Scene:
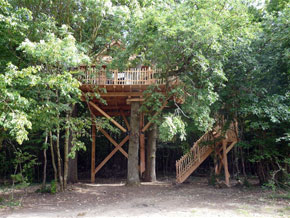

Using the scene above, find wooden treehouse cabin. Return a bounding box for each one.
[79,66,168,183]
[78,66,239,186]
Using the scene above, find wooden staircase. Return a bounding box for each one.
[176,122,238,183]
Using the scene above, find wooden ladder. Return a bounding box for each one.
[176,122,238,183]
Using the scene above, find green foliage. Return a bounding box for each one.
[122,0,254,131]
[159,114,186,142]
[267,0,289,14]
[0,64,40,144]
[11,148,38,185]
[218,2,290,186]
[0,0,32,69]
[0,0,289,189]
[50,180,57,194]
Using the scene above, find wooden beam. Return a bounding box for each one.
[126,98,144,104]
[93,111,130,117]
[91,118,96,183]
[84,92,144,98]
[99,128,128,158]
[93,105,131,110]
[222,140,230,187]
[89,101,127,133]
[226,141,237,154]
[121,110,130,131]
[94,135,129,174]
[142,100,168,132]
[100,92,143,97]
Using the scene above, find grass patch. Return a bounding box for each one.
[270,193,290,200]
[0,198,21,208]
[236,209,250,216]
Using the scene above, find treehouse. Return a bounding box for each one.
[78,65,238,186]
[79,66,169,183]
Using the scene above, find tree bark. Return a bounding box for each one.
[63,114,70,190]
[42,132,48,189]
[222,140,230,187]
[56,122,64,191]
[127,102,140,186]
[145,123,157,182]
[67,130,78,183]
[49,131,58,183]
[68,104,78,184]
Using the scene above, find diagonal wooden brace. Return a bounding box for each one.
[99,128,128,158]
[89,101,127,133]
[121,110,130,131]
[94,135,129,174]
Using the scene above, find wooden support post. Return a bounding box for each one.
[140,113,145,175]
[222,140,230,187]
[91,119,96,183]
[89,101,127,133]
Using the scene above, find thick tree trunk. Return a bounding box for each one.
[222,140,230,186]
[68,104,78,184]
[0,135,3,150]
[67,130,78,183]
[127,102,140,186]
[49,131,58,183]
[145,123,157,182]
[234,145,240,178]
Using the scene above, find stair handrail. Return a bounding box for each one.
[176,124,225,179]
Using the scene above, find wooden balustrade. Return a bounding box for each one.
[78,66,164,85]
[176,131,214,180]
[176,122,238,182]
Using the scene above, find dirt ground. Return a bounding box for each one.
[0,177,289,218]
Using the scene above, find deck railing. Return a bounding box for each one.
[78,66,164,85]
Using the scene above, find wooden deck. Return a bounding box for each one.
[78,67,167,116]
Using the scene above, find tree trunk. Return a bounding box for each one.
[49,131,58,183]
[56,123,64,191]
[222,140,230,187]
[63,114,70,190]
[68,105,78,184]
[127,102,140,186]
[0,135,3,150]
[145,123,157,182]
[67,129,78,183]
[42,132,48,189]
[234,145,240,179]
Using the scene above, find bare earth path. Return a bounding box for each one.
[1,177,289,218]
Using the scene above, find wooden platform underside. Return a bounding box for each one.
[81,84,166,116]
